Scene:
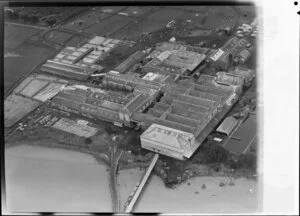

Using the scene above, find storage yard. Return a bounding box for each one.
[4,5,258,205]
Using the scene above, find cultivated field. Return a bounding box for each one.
[121,6,153,17]
[62,10,112,31]
[111,8,188,40]
[99,6,126,13]
[84,14,134,36]
[44,30,73,44]
[64,35,89,47]
[203,6,238,29]
[4,94,41,127]
[4,42,57,94]
[4,24,41,52]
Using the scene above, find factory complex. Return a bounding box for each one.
[5,35,255,160]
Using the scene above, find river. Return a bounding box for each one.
[4,145,259,213]
[5,145,112,212]
[224,113,257,154]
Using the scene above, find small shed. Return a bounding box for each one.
[216,116,238,135]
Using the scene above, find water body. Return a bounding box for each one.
[224,114,257,154]
[5,145,258,213]
[5,145,112,213]
[119,168,259,213]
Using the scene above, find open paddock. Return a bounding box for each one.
[64,35,89,47]
[99,6,126,14]
[62,10,113,31]
[202,6,238,29]
[120,6,153,17]
[145,8,186,24]
[5,94,41,128]
[83,14,134,36]
[4,23,41,52]
[4,42,57,94]
[45,30,73,44]
[111,20,165,41]
[168,6,208,12]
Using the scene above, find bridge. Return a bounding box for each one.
[123,153,159,213]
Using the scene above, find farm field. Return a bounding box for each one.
[62,10,112,31]
[99,6,127,13]
[44,30,73,44]
[121,6,153,17]
[4,42,57,94]
[168,6,208,12]
[111,8,189,40]
[4,94,41,127]
[145,8,186,23]
[202,6,238,29]
[4,24,41,52]
[64,35,89,47]
[83,14,134,36]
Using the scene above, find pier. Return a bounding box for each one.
[124,153,159,213]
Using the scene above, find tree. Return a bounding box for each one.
[46,17,56,26]
[19,11,29,22]
[206,143,229,163]
[6,10,19,20]
[28,14,39,23]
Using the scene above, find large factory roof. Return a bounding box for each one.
[140,123,201,160]
[42,60,97,77]
[141,123,195,151]
[144,42,206,75]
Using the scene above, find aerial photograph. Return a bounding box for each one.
[3,4,258,213]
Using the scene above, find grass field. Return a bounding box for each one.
[4,24,41,52]
[201,6,238,29]
[111,8,188,40]
[4,42,57,94]
[84,14,134,36]
[168,6,208,12]
[64,35,89,47]
[99,6,126,13]
[62,10,112,31]
[5,94,41,127]
[146,8,186,23]
[121,6,152,17]
[44,30,73,44]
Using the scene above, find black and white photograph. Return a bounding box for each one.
[1,0,299,214]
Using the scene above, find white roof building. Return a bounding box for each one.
[141,124,201,160]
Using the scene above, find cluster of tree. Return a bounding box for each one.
[5,9,57,26]
[199,142,230,163]
[5,10,39,23]
[225,154,257,170]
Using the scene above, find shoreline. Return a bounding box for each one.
[5,144,258,213]
[5,142,257,187]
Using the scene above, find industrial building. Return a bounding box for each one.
[228,66,255,84]
[41,36,133,81]
[141,124,200,160]
[50,73,160,127]
[142,72,175,84]
[143,42,207,76]
[215,72,245,87]
[103,71,164,93]
[207,37,250,70]
[138,75,242,160]
[216,116,239,135]
[114,50,147,73]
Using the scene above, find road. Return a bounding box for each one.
[5,21,48,30]
[109,140,123,212]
